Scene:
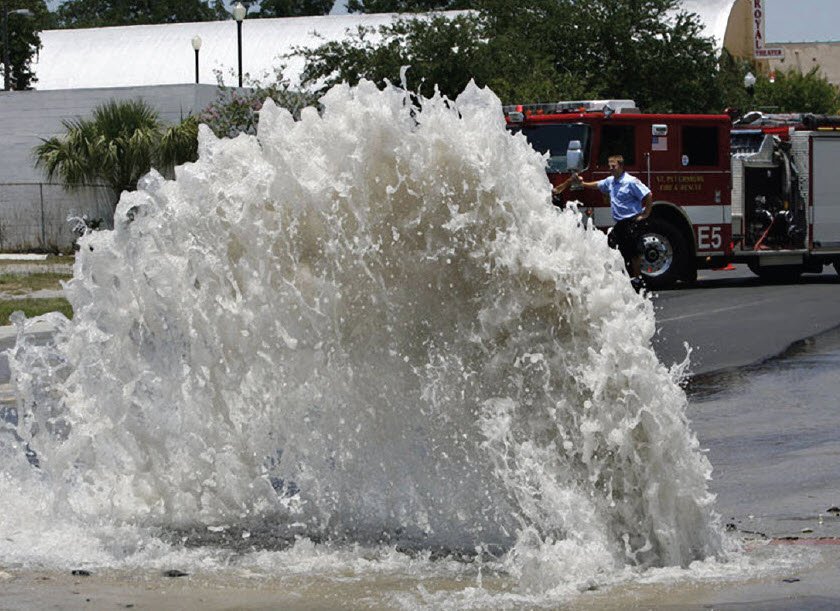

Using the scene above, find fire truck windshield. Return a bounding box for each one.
[513,123,591,173]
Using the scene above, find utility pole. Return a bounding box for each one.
[233,2,246,88]
[3,0,10,91]
[2,1,34,91]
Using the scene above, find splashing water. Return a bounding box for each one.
[1,80,724,597]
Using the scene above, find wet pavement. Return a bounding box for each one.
[653,264,840,375]
[688,327,840,541]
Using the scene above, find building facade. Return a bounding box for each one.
[0,84,220,251]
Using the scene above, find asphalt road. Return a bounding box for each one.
[652,264,840,376]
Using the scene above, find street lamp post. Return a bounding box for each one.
[232,2,246,88]
[3,1,34,91]
[2,0,8,91]
[743,71,756,106]
[192,35,202,84]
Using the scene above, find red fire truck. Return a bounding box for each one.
[506,100,840,289]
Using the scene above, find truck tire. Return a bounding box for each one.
[638,218,688,290]
[747,261,802,283]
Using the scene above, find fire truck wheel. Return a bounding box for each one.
[637,218,687,290]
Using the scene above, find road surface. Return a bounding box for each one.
[653,264,840,376]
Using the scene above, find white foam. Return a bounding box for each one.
[3,80,724,596]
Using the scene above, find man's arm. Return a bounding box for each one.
[635,193,653,220]
[551,175,576,195]
[573,172,601,189]
[553,173,604,194]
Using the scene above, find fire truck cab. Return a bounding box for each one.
[506,100,733,289]
[507,100,840,289]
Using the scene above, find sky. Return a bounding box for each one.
[764,0,840,42]
[327,1,840,42]
[41,1,840,43]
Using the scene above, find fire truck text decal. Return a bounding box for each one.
[696,225,724,250]
[655,175,705,193]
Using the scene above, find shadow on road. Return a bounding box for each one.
[659,269,840,292]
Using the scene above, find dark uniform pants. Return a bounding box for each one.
[608,218,644,265]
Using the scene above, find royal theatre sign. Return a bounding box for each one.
[752,0,784,59]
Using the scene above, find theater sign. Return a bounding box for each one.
[752,0,784,59]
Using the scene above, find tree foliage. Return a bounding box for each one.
[53,0,337,26]
[715,54,840,115]
[345,0,475,13]
[1,0,50,90]
[714,50,754,115]
[297,11,587,103]
[298,0,722,111]
[239,0,334,18]
[34,99,199,208]
[753,67,840,114]
[551,0,720,113]
[53,0,228,29]
[298,14,495,100]
[199,68,318,138]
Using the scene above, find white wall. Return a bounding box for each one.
[0,84,221,251]
[32,12,405,90]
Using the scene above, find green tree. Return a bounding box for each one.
[714,50,754,115]
[346,0,475,12]
[199,68,318,138]
[475,0,598,102]
[753,67,840,114]
[246,0,333,17]
[474,0,720,111]
[297,0,720,110]
[34,99,199,209]
[298,14,493,100]
[556,0,719,113]
[716,57,840,115]
[1,0,50,90]
[54,0,225,28]
[297,8,585,102]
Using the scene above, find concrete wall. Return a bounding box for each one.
[0,84,221,252]
[769,43,840,87]
[0,83,220,183]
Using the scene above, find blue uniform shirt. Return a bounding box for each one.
[597,172,651,221]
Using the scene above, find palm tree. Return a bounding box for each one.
[34,99,199,210]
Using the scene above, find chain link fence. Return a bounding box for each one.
[0,182,114,253]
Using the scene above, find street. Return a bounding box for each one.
[653,264,840,376]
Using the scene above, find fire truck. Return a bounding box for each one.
[505,100,840,289]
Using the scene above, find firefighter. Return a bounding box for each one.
[554,154,652,291]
